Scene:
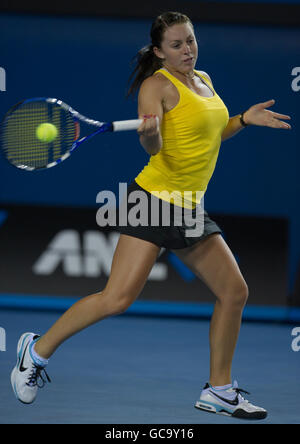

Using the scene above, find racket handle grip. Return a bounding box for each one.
[112,119,143,132]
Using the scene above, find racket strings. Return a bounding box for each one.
[0,100,77,169]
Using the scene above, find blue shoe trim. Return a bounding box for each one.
[17,333,32,368]
[29,336,48,368]
[197,399,234,415]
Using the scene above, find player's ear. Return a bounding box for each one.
[153,46,165,61]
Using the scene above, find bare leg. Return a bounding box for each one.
[35,235,160,359]
[173,234,248,386]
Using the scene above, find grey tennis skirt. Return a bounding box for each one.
[116,181,222,250]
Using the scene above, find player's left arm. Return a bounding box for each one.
[201,72,291,140]
[221,99,292,142]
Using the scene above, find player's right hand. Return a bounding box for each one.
[137,114,160,137]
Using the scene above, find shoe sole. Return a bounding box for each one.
[195,401,267,420]
[11,332,35,404]
[195,400,232,417]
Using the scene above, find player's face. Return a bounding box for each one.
[155,23,198,75]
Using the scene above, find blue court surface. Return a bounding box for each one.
[0,308,299,424]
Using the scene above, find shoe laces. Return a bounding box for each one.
[232,387,250,403]
[233,387,250,396]
[26,364,51,388]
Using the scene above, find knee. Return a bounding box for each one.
[221,279,249,309]
[101,288,136,316]
[113,294,134,315]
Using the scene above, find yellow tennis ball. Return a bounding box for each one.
[36,123,58,143]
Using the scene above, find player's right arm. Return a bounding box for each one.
[137,75,164,156]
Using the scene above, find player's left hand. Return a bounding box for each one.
[243,99,292,129]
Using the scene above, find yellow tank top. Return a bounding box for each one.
[135,68,229,209]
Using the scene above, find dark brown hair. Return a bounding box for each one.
[127,11,193,98]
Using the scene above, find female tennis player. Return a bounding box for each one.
[11,12,291,419]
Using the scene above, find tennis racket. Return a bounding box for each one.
[0,97,143,171]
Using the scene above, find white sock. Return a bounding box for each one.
[211,383,232,391]
[29,340,49,368]
[210,383,236,401]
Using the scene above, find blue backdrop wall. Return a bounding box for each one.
[0,13,299,293]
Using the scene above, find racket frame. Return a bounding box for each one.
[0,97,142,171]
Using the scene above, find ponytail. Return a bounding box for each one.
[127,44,162,98]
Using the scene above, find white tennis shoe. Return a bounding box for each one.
[195,380,267,420]
[11,332,51,404]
